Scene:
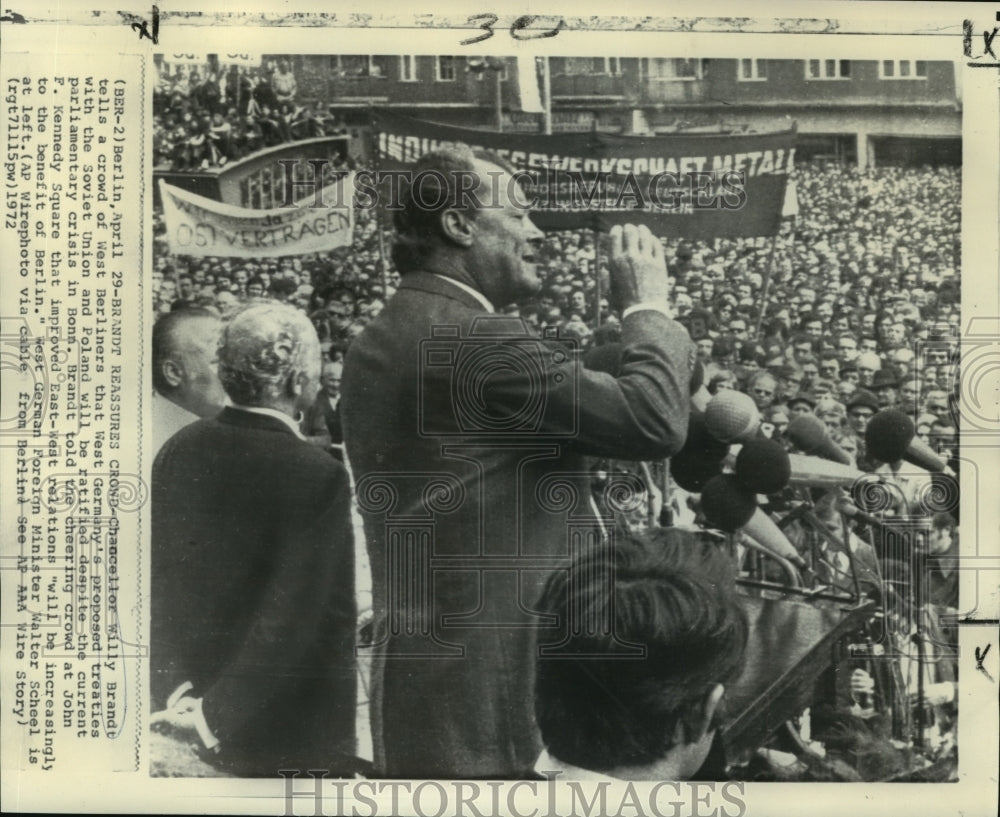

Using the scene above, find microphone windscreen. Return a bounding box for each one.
[735,438,792,494]
[787,413,852,465]
[865,409,914,463]
[684,411,730,458]
[700,474,757,532]
[670,450,724,492]
[704,390,761,443]
[669,412,728,492]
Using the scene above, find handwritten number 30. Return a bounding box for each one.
[461,14,564,46]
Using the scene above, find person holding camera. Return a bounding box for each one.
[340,144,695,779]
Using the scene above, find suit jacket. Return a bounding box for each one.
[302,391,343,444]
[340,272,693,778]
[151,407,357,776]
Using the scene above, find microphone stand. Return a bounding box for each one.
[912,631,927,750]
[773,490,863,604]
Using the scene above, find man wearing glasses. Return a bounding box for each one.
[748,371,778,412]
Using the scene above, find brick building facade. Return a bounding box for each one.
[277,54,961,169]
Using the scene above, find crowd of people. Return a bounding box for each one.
[150,145,961,781]
[153,58,346,170]
[153,159,962,472]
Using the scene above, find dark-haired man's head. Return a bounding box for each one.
[391,144,545,309]
[247,275,266,299]
[534,528,748,780]
[152,308,227,418]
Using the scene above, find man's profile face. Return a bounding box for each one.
[176,317,227,418]
[467,160,545,306]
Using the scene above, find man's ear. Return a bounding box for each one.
[287,370,305,400]
[695,684,726,742]
[161,359,185,389]
[441,208,476,248]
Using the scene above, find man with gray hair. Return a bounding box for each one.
[151,302,358,776]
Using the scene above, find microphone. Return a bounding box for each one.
[787,454,867,490]
[700,474,802,563]
[787,414,852,465]
[734,438,791,495]
[669,411,728,492]
[836,495,887,529]
[865,409,950,473]
[704,389,761,444]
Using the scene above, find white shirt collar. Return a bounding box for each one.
[230,404,306,440]
[431,273,494,313]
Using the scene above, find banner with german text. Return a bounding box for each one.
[373,111,796,239]
[158,175,354,258]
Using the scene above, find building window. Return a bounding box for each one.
[400,55,417,82]
[646,58,705,80]
[470,58,507,81]
[737,59,767,81]
[880,59,927,79]
[551,57,623,76]
[436,56,456,81]
[805,59,851,80]
[330,55,385,77]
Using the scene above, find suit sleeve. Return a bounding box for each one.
[571,310,694,459]
[199,460,356,745]
[440,310,693,461]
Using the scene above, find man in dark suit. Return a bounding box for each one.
[151,302,358,777]
[340,145,694,778]
[301,359,344,448]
